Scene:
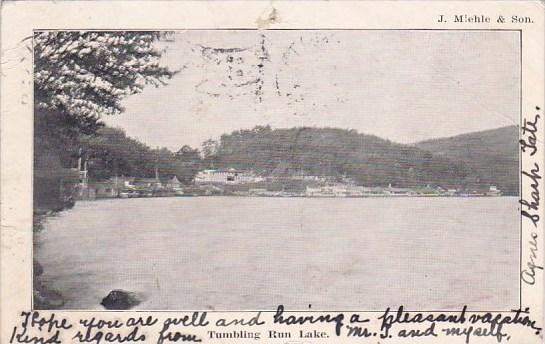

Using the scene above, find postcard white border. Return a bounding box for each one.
[1,1,543,343]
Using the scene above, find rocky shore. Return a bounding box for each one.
[33,259,65,309]
[33,212,66,309]
[34,211,143,310]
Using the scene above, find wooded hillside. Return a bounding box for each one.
[206,125,517,192]
[415,125,519,195]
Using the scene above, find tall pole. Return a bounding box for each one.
[77,147,82,172]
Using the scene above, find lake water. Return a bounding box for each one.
[34,196,519,311]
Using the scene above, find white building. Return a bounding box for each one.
[305,184,364,197]
[195,168,263,184]
[486,185,502,196]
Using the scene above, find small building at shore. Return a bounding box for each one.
[166,176,183,191]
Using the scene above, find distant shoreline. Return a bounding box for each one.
[76,194,517,201]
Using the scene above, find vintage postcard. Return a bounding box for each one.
[1,1,544,343]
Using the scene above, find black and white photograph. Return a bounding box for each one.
[32,29,521,311]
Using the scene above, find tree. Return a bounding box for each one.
[34,31,175,137]
[79,127,156,179]
[201,139,219,158]
[34,31,176,166]
[33,31,176,210]
[175,145,202,183]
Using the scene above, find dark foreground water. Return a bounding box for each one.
[34,196,519,310]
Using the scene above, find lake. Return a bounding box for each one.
[34,196,519,311]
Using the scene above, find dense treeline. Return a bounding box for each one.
[78,127,202,183]
[39,122,518,195]
[416,125,519,195]
[204,125,517,192]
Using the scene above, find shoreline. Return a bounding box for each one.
[79,193,516,201]
[33,259,65,309]
[33,214,66,310]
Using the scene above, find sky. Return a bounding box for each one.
[103,30,520,151]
